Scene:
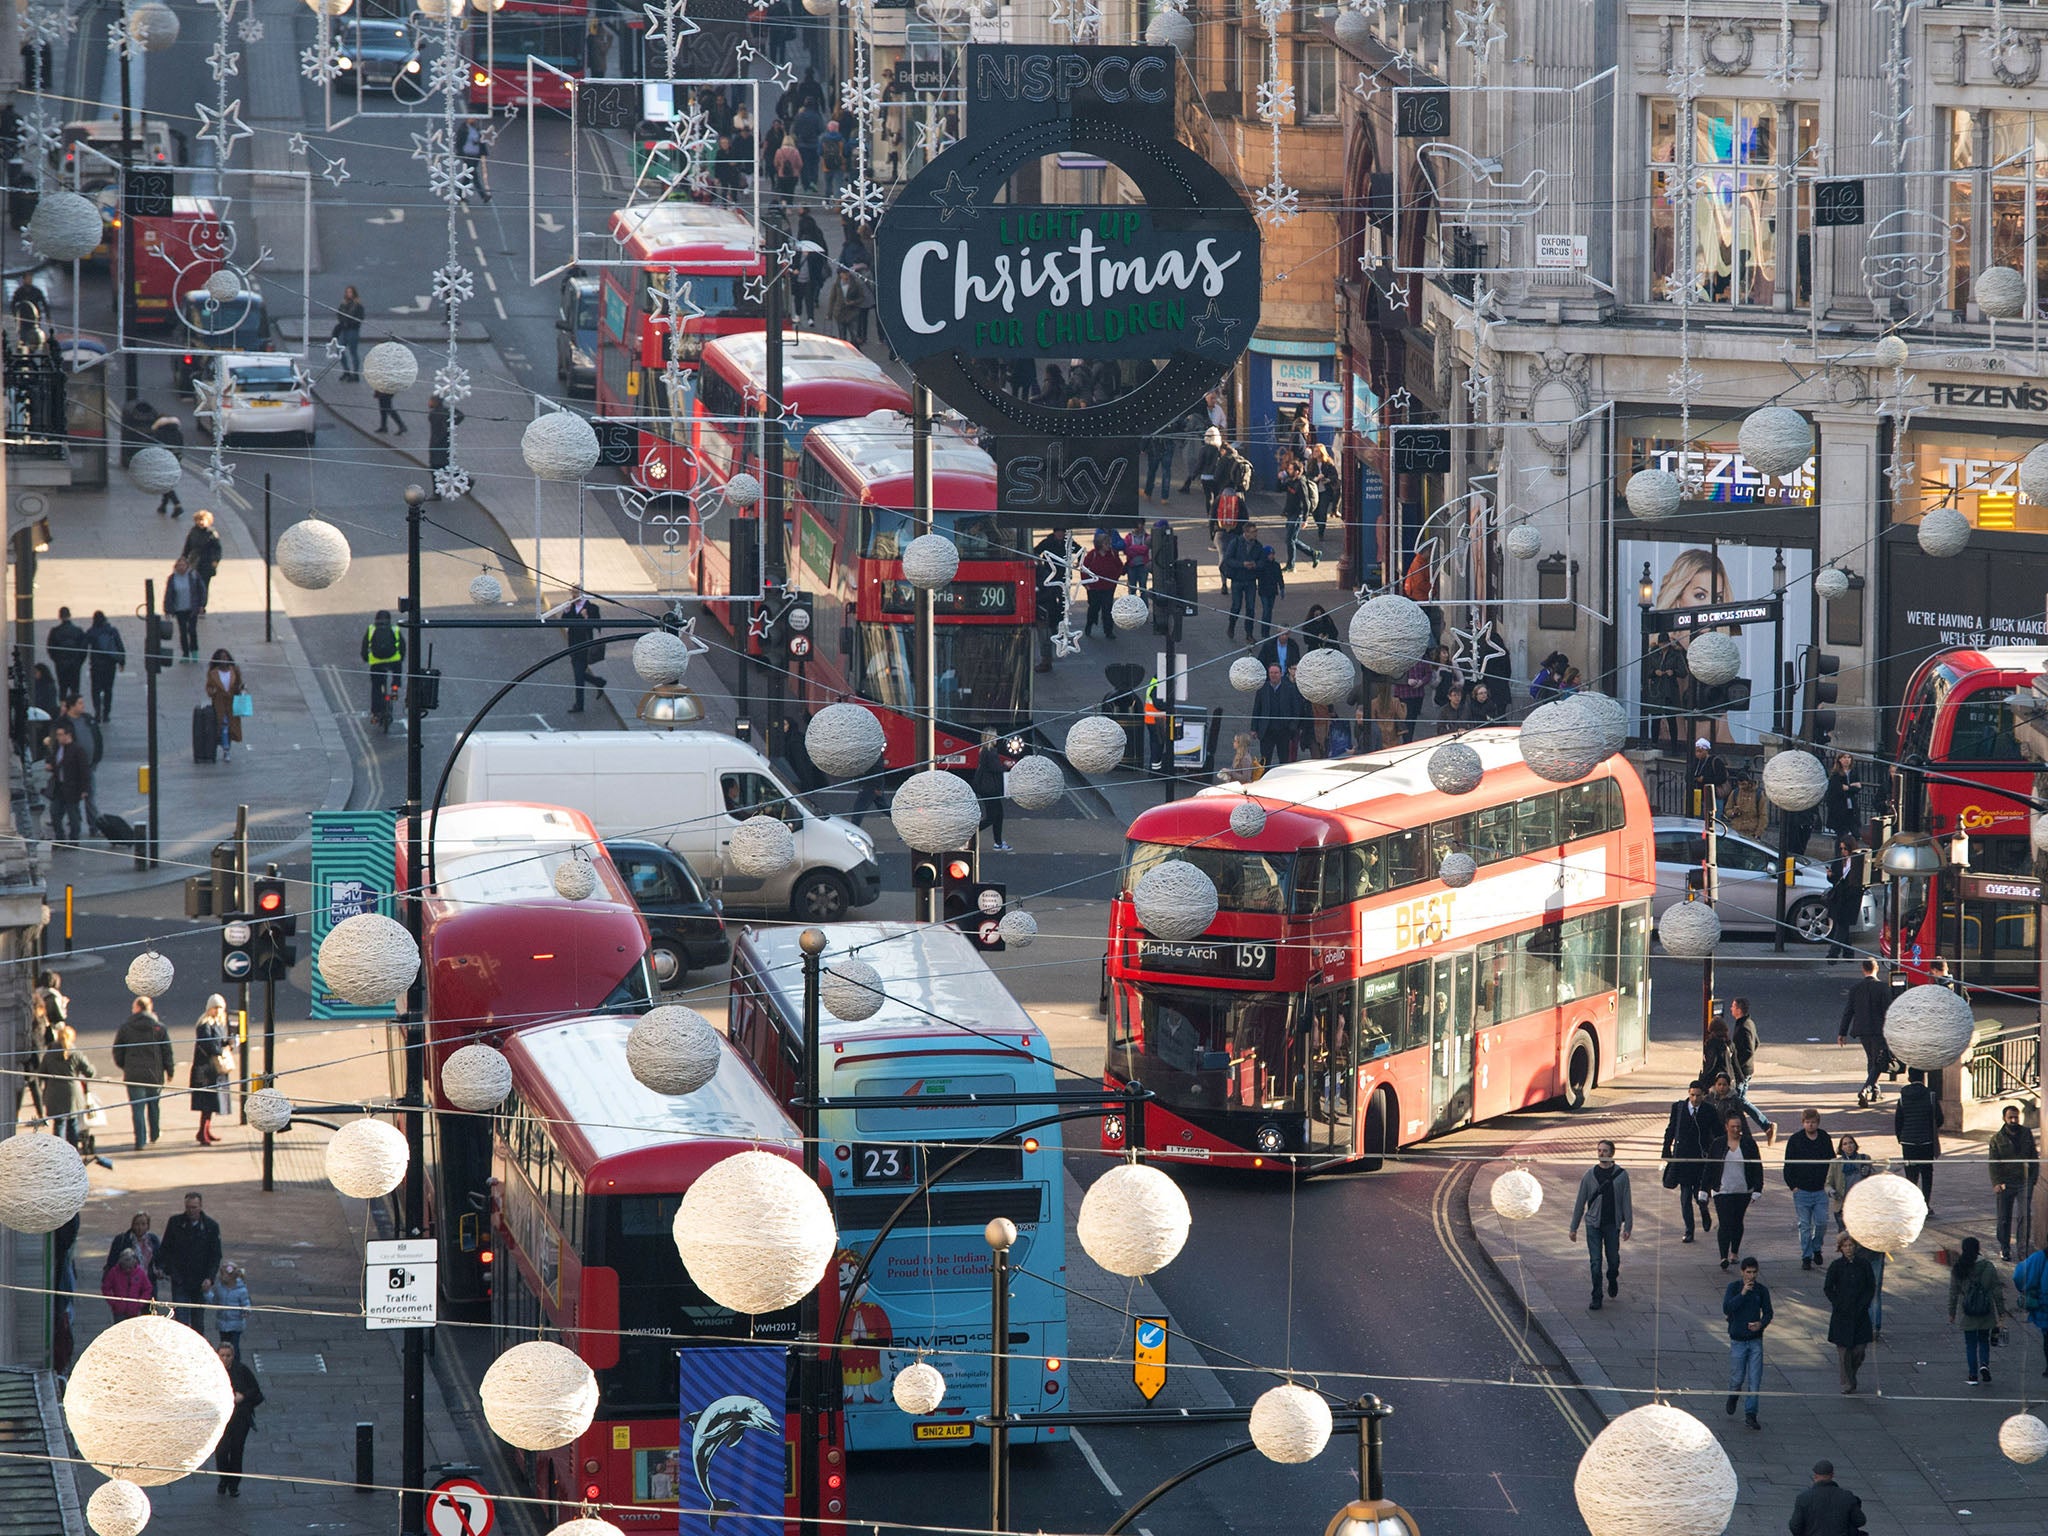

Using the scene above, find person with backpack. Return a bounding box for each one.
[1190,427,1225,538]
[819,116,847,199]
[1948,1235,2007,1384]
[1529,649,1571,704]
[1221,522,1260,640]
[772,136,802,202]
[84,611,125,724]
[361,609,405,726]
[1277,450,1320,570]
[2012,1240,2048,1377]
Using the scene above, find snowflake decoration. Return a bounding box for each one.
[287,133,310,157]
[428,52,470,95]
[27,7,75,44]
[300,42,343,83]
[1253,177,1300,226]
[197,100,253,161]
[434,465,472,499]
[1048,0,1104,39]
[676,109,719,159]
[1255,79,1296,125]
[434,363,473,402]
[236,15,263,42]
[21,115,62,159]
[1666,361,1706,398]
[429,154,475,202]
[320,156,350,188]
[105,20,131,60]
[839,178,887,224]
[1666,58,1706,98]
[840,78,884,116]
[431,263,475,304]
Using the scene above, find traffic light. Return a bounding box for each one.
[143,613,174,676]
[249,872,298,982]
[941,856,1006,951]
[1801,647,1840,745]
[220,912,254,985]
[911,853,944,898]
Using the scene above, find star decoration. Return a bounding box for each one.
[320,155,350,188]
[1255,80,1296,125]
[479,111,515,150]
[1048,0,1104,39]
[741,273,768,303]
[1381,387,1414,417]
[434,465,472,499]
[428,52,470,94]
[1452,1,1507,64]
[204,459,238,493]
[192,374,225,423]
[913,117,955,158]
[237,16,263,42]
[1463,371,1493,412]
[410,127,447,164]
[930,170,980,223]
[1253,178,1299,227]
[733,37,757,64]
[287,133,310,157]
[197,100,253,161]
[431,263,475,304]
[301,42,344,83]
[776,400,804,432]
[770,59,798,88]
[209,41,241,82]
[324,336,348,363]
[434,363,473,402]
[1051,621,1083,658]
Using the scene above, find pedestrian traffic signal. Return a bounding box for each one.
[1801,648,1840,745]
[941,857,1006,951]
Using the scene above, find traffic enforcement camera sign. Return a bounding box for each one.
[427,1478,495,1536]
[365,1238,436,1331]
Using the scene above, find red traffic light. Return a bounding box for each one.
[255,888,284,914]
[944,857,972,881]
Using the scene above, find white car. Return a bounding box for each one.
[1652,816,1877,944]
[195,353,315,445]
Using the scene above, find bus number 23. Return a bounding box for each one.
[1394,893,1455,952]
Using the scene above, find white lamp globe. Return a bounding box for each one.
[1573,1403,1735,1536]
[127,3,180,52]
[723,471,763,509]
[890,768,982,850]
[1917,506,1971,557]
[1975,264,2027,319]
[2020,443,2048,508]
[806,703,886,778]
[1007,754,1065,811]
[26,191,105,262]
[1438,851,1476,888]
[1146,5,1194,47]
[1428,742,1484,795]
[1623,468,1683,520]
[479,1340,599,1451]
[998,909,1038,947]
[1333,3,1370,47]
[125,951,174,998]
[362,341,419,396]
[521,412,601,481]
[552,855,597,901]
[0,1131,89,1233]
[902,533,962,590]
[1762,750,1829,813]
[1999,1412,2048,1465]
[87,1479,151,1536]
[632,629,694,684]
[1109,595,1147,634]
[1249,1383,1333,1464]
[64,1315,232,1485]
[469,572,504,605]
[821,958,885,1022]
[1518,699,1603,784]
[1657,900,1720,958]
[1132,859,1218,940]
[128,445,182,496]
[1842,1170,1927,1253]
[1348,594,1431,676]
[1229,656,1268,692]
[1504,524,1543,560]
[318,911,419,1005]
[441,1043,514,1112]
[1230,797,1267,839]
[729,815,797,877]
[671,1149,838,1314]
[1873,333,1909,370]
[1814,566,1850,602]
[245,1088,293,1134]
[1737,406,1814,476]
[203,269,243,307]
[1685,631,1742,687]
[1065,715,1128,776]
[891,1361,947,1416]
[1882,983,1976,1070]
[626,1005,722,1095]
[326,1118,409,1199]
[276,518,352,589]
[1295,647,1356,706]
[1490,1168,1543,1220]
[1076,1162,1190,1276]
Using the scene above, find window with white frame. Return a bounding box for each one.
[1648,97,1816,309]
[1946,108,2048,316]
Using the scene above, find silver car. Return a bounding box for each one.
[1652,816,1876,944]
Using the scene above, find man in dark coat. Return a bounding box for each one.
[1661,1079,1717,1241]
[154,1190,223,1332]
[1824,837,1865,960]
[112,997,176,1150]
[212,1341,265,1497]
[180,510,223,607]
[1823,1238,1877,1393]
[1893,1068,1944,1207]
[1250,663,1307,768]
[1988,1102,2039,1260]
[552,587,606,713]
[47,607,88,700]
[426,395,463,495]
[1788,1459,1867,1535]
[84,611,125,724]
[45,723,88,841]
[1837,959,1891,1106]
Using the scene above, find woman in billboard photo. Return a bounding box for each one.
[1657,547,1737,744]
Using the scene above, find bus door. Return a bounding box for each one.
[1428,953,1474,1134]
[1305,986,1355,1156]
[1615,903,1651,1066]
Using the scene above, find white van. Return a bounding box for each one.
[444,731,881,921]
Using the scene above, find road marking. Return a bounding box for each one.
[481,268,497,293]
[1070,1428,1122,1500]
[532,714,553,731]
[492,296,508,320]
[465,217,479,241]
[368,208,405,226]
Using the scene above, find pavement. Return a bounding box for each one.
[1467,1026,2047,1534]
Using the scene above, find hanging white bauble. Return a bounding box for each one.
[2033,812,2048,854]
[1428,742,1484,796]
[806,703,886,778]
[1065,715,1128,776]
[127,2,180,52]
[1132,860,1218,941]
[890,768,982,850]
[1145,5,1193,47]
[414,0,460,21]
[468,572,503,605]
[901,533,962,590]
[1294,647,1356,706]
[2021,443,2048,508]
[1229,656,1268,692]
[1007,754,1065,811]
[1573,693,1630,762]
[998,909,1037,948]
[127,445,182,496]
[1518,699,1604,784]
[1873,334,1909,371]
[1504,524,1543,560]
[1076,1163,1190,1277]
[626,1005,722,1095]
[1573,1404,1736,1536]
[276,518,352,590]
[203,269,243,307]
[1109,593,1149,632]
[546,1522,622,1536]
[64,1315,231,1486]
[318,912,419,1005]
[1333,3,1371,47]
[1975,264,2027,320]
[1685,631,1742,687]
[0,1131,89,1233]
[1918,506,1971,558]
[1230,798,1267,839]
[891,1361,947,1416]
[1658,901,1721,959]
[672,1149,838,1314]
[125,951,174,998]
[632,630,693,685]
[1249,1383,1333,1465]
[802,0,834,14]
[551,855,596,901]
[1623,468,1683,521]
[479,1340,599,1452]
[303,0,358,14]
[325,1118,409,1199]
[1842,1171,1927,1253]
[1999,1413,2048,1465]
[1814,566,1849,602]
[521,412,601,482]
[1438,851,1476,888]
[1882,983,1975,1070]
[1490,1168,1543,1221]
[723,472,762,509]
[1348,594,1431,676]
[441,1043,514,1112]
[26,191,105,262]
[1761,750,1829,813]
[87,1479,151,1536]
[245,1088,293,1134]
[1737,406,1814,476]
[729,815,796,877]
[821,958,885,1022]
[361,341,419,396]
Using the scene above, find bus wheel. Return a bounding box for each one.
[1563,1033,1597,1112]
[790,870,852,923]
[1360,1087,1391,1172]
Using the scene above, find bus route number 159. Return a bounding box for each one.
[1233,943,1270,972]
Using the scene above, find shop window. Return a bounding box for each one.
[1298,43,1339,124]
[1947,108,2048,317]
[1895,430,2048,536]
[1648,97,1816,309]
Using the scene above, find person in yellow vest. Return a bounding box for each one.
[1143,675,1172,774]
[360,610,405,725]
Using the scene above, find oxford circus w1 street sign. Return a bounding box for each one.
[876,44,1260,457]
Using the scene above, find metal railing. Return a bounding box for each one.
[1967,1020,2041,1103]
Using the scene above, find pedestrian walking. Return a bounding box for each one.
[181,509,223,609]
[1031,530,1067,674]
[104,1212,158,1278]
[1567,1138,1633,1310]
[203,648,247,762]
[1823,1235,1877,1393]
[1788,1460,1867,1536]
[1989,1102,2039,1261]
[1947,1235,2007,1384]
[61,695,102,832]
[1726,996,1773,1139]
[1826,1131,1872,1232]
[1189,425,1225,536]
[1251,663,1306,768]
[330,285,365,379]
[1894,1067,1944,1207]
[212,1341,264,1496]
[824,265,872,345]
[215,1261,251,1361]
[1700,1015,1734,1091]
[1220,521,1259,639]
[154,1190,222,1331]
[165,557,204,660]
[101,1247,155,1321]
[1277,450,1319,570]
[47,607,87,700]
[426,394,463,496]
[1078,532,1125,637]
[1837,958,1891,1104]
[1825,754,1860,838]
[34,1024,95,1144]
[457,115,491,202]
[1251,545,1285,642]
[1712,1111,1764,1269]
[190,995,234,1144]
[112,996,176,1150]
[972,730,1009,852]
[1141,419,1179,502]
[1258,626,1305,676]
[44,722,88,841]
[1824,838,1864,961]
[1123,521,1151,593]
[147,407,186,516]
[374,382,407,435]
[1783,1108,1835,1270]
[1722,1255,1772,1428]
[1661,1079,1717,1242]
[85,610,125,723]
[549,587,607,713]
[2012,1240,2048,1377]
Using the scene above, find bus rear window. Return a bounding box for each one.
[1125,841,1291,914]
[852,1073,1017,1132]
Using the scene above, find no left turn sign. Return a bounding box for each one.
[426,1478,494,1536]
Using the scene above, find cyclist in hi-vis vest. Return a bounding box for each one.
[1142,675,1171,774]
[361,610,405,725]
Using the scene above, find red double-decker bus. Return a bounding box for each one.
[1887,645,2047,991]
[594,202,764,491]
[468,1,588,110]
[1102,729,1654,1169]
[792,414,1034,768]
[495,1015,846,1531]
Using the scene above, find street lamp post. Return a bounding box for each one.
[1637,562,1654,742]
[399,484,428,1536]
[987,1216,1015,1535]
[796,929,825,1536]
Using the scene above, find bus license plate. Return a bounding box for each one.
[914,1423,973,1440]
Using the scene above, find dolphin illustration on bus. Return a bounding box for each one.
[684,1395,777,1531]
